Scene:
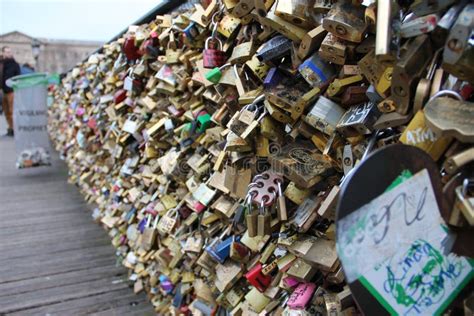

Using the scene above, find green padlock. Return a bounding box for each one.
[206,67,222,83]
[205,63,231,84]
[196,113,212,133]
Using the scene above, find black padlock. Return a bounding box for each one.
[256,35,293,62]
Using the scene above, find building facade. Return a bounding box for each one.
[0,31,102,74]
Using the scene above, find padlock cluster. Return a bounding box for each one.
[48,0,473,314]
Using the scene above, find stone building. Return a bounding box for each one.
[0,31,102,74]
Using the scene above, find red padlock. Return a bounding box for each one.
[122,36,142,61]
[203,37,226,69]
[113,89,127,104]
[245,263,272,292]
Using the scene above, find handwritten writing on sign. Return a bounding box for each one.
[362,239,473,315]
[336,169,447,282]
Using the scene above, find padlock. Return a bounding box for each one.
[303,96,345,136]
[358,50,392,98]
[205,226,233,263]
[245,194,258,237]
[257,199,272,236]
[410,0,457,16]
[123,36,142,60]
[229,239,250,262]
[256,35,293,62]
[244,55,270,81]
[424,94,474,143]
[166,41,181,64]
[240,105,267,140]
[401,14,439,38]
[245,262,272,292]
[443,147,474,175]
[298,53,335,88]
[232,0,255,18]
[269,141,334,189]
[442,4,474,83]
[453,179,474,226]
[141,211,159,251]
[399,110,452,161]
[336,102,381,136]
[326,74,363,97]
[157,207,180,235]
[259,5,307,42]
[287,283,317,310]
[274,0,315,29]
[313,0,335,14]
[322,2,368,43]
[320,32,348,59]
[228,40,255,64]
[203,37,226,68]
[413,48,443,113]
[123,69,143,94]
[298,25,327,60]
[392,35,433,115]
[205,63,232,84]
[113,89,127,104]
[341,86,369,107]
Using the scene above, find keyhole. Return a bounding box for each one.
[336,25,347,36]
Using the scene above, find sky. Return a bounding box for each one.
[0,0,165,43]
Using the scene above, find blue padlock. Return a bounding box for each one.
[172,283,184,308]
[263,67,283,90]
[183,22,205,43]
[298,53,335,88]
[205,226,234,264]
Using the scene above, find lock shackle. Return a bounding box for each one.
[211,12,220,38]
[276,180,283,196]
[428,89,463,103]
[205,36,223,50]
[219,63,231,71]
[255,106,267,122]
[166,33,177,50]
[462,178,474,197]
[219,225,232,239]
[259,198,266,215]
[152,214,160,228]
[144,213,153,228]
[252,94,265,106]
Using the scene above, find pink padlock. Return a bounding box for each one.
[193,201,206,213]
[287,283,316,310]
[76,107,85,116]
[283,276,300,289]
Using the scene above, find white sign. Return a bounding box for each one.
[337,169,473,315]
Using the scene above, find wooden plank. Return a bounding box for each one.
[0,211,98,229]
[0,275,131,313]
[8,288,151,316]
[89,302,156,316]
[0,265,126,297]
[0,226,106,249]
[1,235,110,260]
[0,254,117,284]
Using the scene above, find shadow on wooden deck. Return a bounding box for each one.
[0,119,154,315]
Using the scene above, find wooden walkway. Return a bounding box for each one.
[0,119,154,315]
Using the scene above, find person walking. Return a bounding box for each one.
[0,53,4,115]
[1,46,20,136]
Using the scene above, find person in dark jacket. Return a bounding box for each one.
[0,54,3,115]
[1,46,20,136]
